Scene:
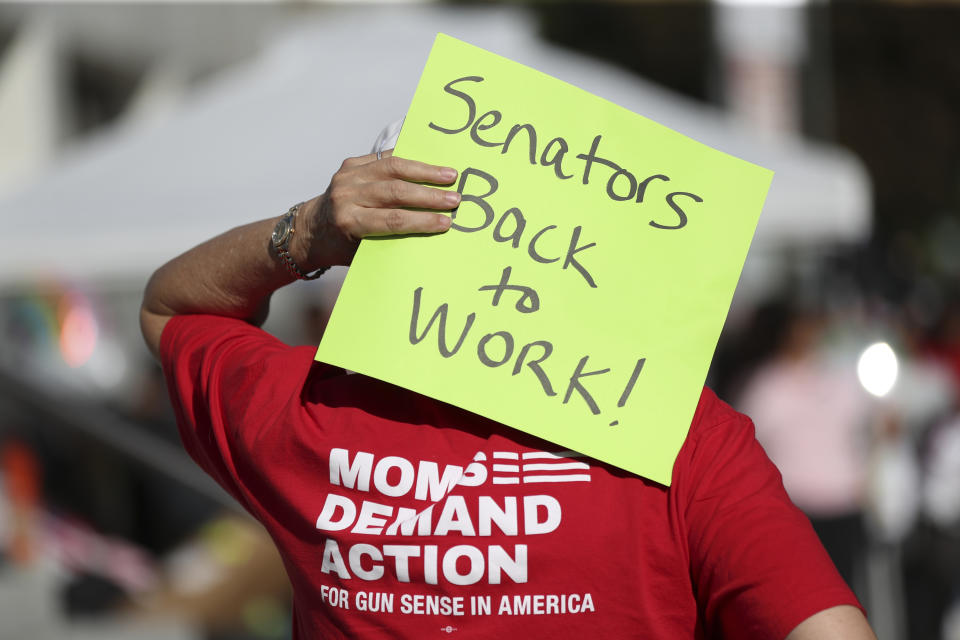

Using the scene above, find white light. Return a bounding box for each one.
[857,342,899,398]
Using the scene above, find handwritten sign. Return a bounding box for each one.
[316,34,772,485]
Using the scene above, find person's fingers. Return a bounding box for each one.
[322,151,460,241]
[355,209,452,237]
[344,149,456,184]
[361,179,461,210]
[371,153,457,185]
[340,148,395,170]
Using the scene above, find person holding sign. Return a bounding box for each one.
[142,143,875,639]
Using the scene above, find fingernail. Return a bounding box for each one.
[437,215,452,231]
[440,167,457,181]
[444,191,461,206]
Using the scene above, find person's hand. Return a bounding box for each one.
[300,150,460,267]
[141,151,461,358]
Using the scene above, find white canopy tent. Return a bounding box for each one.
[0,5,870,292]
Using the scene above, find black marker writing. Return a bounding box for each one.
[430,75,702,229]
[478,266,540,313]
[455,168,598,288]
[562,356,610,416]
[408,287,475,357]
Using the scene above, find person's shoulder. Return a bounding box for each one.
[164,313,267,341]
[687,386,752,441]
[162,314,252,352]
[161,314,291,360]
[161,313,318,385]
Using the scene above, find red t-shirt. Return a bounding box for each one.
[161,314,861,639]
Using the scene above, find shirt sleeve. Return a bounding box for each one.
[675,393,864,640]
[159,314,332,516]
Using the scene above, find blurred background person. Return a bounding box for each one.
[737,308,870,592]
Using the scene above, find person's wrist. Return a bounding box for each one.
[301,194,358,267]
[271,198,330,280]
[293,196,324,271]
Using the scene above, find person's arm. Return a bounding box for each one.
[140,151,460,358]
[678,395,876,640]
[785,605,876,640]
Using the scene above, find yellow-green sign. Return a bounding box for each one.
[316,34,772,485]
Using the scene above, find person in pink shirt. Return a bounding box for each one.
[738,312,871,589]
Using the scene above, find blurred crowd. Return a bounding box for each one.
[716,295,960,640]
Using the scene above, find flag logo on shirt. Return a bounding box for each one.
[473,450,592,485]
